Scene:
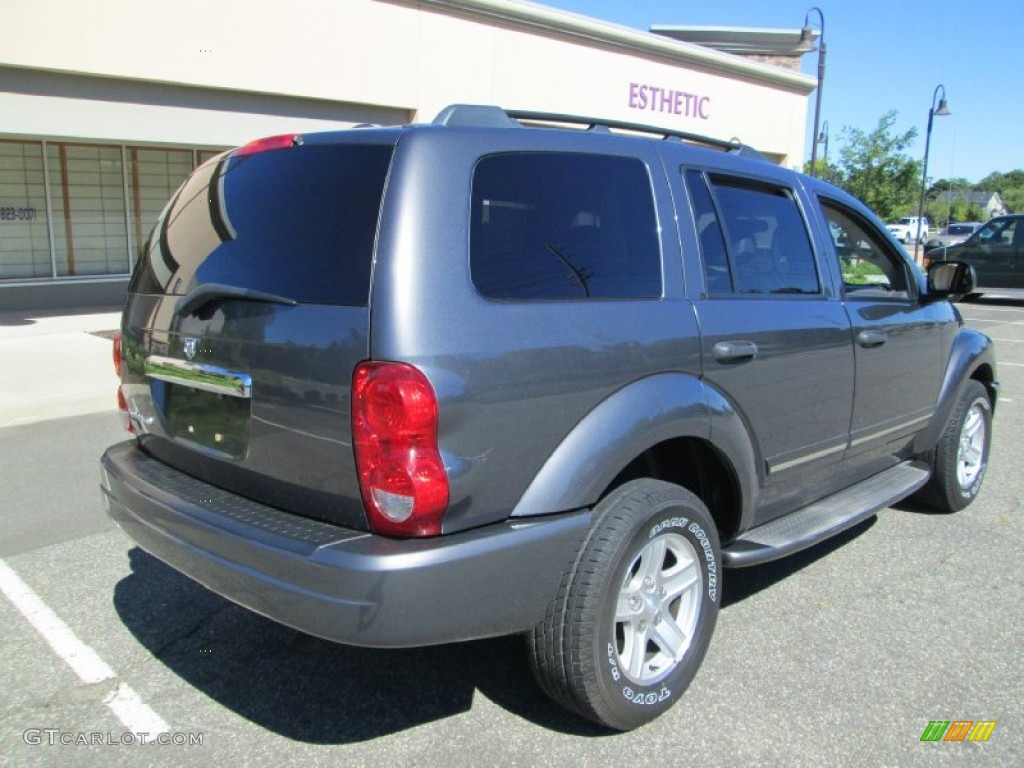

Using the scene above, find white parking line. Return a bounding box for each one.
[1000,362,1024,367]
[960,305,1024,313]
[0,557,169,736]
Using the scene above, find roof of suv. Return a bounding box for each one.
[291,104,768,163]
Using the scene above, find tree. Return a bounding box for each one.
[927,177,972,199]
[922,178,980,227]
[803,158,843,185]
[979,169,1024,213]
[829,112,921,222]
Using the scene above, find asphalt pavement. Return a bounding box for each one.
[0,299,1021,767]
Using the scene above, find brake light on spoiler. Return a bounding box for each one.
[232,134,303,157]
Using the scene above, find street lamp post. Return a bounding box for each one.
[916,85,951,249]
[817,120,830,170]
[801,7,826,177]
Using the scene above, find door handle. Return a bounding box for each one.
[857,330,888,348]
[712,340,759,363]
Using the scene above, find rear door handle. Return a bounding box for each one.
[713,340,759,363]
[857,330,888,348]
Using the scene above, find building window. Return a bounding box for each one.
[127,147,194,263]
[0,140,50,279]
[46,142,129,277]
[0,139,225,282]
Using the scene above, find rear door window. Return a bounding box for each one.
[685,171,820,295]
[130,143,394,306]
[470,153,662,300]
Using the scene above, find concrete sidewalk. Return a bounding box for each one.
[0,307,122,428]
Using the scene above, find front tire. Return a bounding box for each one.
[920,380,992,512]
[528,480,720,731]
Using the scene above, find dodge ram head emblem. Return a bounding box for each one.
[183,337,198,361]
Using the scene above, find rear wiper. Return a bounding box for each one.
[174,283,299,317]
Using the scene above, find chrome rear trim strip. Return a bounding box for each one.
[144,356,252,398]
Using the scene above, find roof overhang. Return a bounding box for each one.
[650,25,821,57]
[413,0,818,92]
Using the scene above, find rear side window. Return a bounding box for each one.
[470,153,661,300]
[686,171,820,295]
[130,143,393,306]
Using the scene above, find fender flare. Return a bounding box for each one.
[914,327,997,454]
[511,373,760,531]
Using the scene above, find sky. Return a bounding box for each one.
[538,0,1024,183]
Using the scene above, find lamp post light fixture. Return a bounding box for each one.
[800,7,826,177]
[915,85,951,250]
[817,120,830,170]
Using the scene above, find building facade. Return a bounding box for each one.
[0,0,816,310]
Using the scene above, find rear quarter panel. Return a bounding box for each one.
[370,128,703,532]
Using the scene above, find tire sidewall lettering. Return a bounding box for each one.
[605,503,720,711]
[648,514,717,602]
[956,395,991,500]
[606,642,675,706]
[687,520,718,603]
[649,516,688,539]
[959,464,985,499]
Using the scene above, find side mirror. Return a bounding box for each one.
[926,260,976,301]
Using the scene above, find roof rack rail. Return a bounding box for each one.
[433,104,521,129]
[432,104,765,160]
[507,109,764,160]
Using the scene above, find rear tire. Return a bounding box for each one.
[920,380,992,512]
[528,479,720,731]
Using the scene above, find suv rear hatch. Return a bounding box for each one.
[120,134,395,529]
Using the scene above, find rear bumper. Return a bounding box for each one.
[100,441,589,647]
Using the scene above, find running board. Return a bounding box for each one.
[722,461,931,568]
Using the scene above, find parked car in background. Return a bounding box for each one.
[924,221,983,252]
[887,215,930,244]
[928,214,1024,294]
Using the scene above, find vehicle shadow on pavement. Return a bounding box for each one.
[113,547,610,741]
[720,517,876,608]
[113,522,878,740]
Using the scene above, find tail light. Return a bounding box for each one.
[112,331,123,377]
[113,331,134,434]
[116,386,134,434]
[352,362,448,537]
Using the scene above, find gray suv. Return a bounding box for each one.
[101,105,997,731]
